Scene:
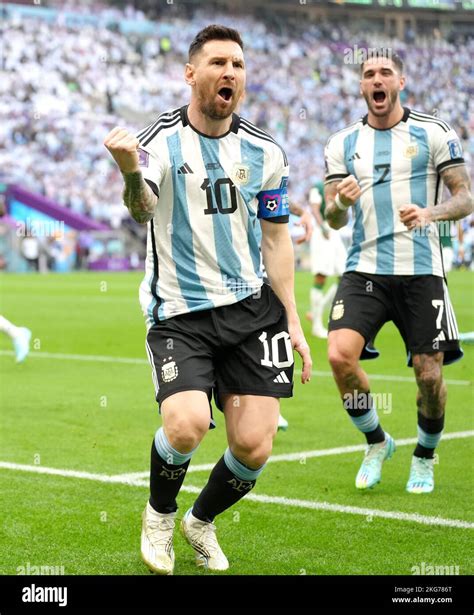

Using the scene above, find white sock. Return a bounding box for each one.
[310,288,325,331]
[0,315,21,339]
[322,283,338,310]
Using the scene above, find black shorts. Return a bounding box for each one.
[328,272,463,367]
[145,284,294,417]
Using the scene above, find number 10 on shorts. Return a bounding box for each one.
[258,331,294,368]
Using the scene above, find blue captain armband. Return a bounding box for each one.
[257,188,289,220]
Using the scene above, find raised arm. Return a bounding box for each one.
[104,127,158,224]
[325,175,362,230]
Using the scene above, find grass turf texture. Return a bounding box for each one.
[0,271,472,576]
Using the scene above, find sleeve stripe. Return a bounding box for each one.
[140,116,182,147]
[437,159,465,173]
[145,179,160,197]
[325,173,348,183]
[410,110,450,132]
[410,112,450,133]
[136,109,181,141]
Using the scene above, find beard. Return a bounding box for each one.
[364,88,399,117]
[197,90,236,121]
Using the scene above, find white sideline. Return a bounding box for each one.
[0,461,472,530]
[0,350,471,385]
[115,430,474,477]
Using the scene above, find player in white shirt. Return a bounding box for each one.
[308,180,346,338]
[0,316,31,362]
[324,50,472,495]
[105,25,311,575]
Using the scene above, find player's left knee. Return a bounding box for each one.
[231,440,272,469]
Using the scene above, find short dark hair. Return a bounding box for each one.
[360,49,404,75]
[188,24,244,61]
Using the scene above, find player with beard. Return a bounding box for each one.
[104,25,311,575]
[324,49,472,495]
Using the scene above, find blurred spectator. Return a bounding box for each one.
[20,232,40,271]
[1,5,472,220]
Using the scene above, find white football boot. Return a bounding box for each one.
[181,508,229,571]
[141,502,175,575]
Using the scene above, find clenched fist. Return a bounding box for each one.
[336,174,362,208]
[104,127,140,174]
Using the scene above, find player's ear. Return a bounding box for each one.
[399,74,406,92]
[185,63,195,86]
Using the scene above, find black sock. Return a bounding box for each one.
[414,412,445,459]
[343,391,385,445]
[192,456,257,523]
[149,440,190,514]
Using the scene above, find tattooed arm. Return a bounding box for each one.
[400,165,473,229]
[432,165,474,221]
[104,127,158,224]
[121,172,158,224]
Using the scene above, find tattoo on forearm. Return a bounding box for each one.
[122,171,157,224]
[432,165,474,222]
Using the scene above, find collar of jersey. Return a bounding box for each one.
[180,105,240,139]
[363,106,411,131]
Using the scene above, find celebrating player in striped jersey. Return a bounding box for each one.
[324,50,473,495]
[104,24,311,575]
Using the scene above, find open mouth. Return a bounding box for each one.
[373,91,386,104]
[218,87,233,102]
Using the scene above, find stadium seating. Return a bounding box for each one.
[1,3,472,223]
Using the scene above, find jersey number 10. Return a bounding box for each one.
[201,178,238,215]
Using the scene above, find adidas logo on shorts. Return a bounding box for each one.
[273,371,290,384]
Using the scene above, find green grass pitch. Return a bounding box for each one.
[0,271,472,576]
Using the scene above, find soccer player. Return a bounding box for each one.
[0,316,31,363]
[324,50,473,494]
[104,25,311,575]
[308,180,346,338]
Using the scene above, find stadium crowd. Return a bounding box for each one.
[1,4,473,230]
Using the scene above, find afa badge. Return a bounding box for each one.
[233,163,250,186]
[404,143,419,159]
[161,357,178,383]
[331,300,344,321]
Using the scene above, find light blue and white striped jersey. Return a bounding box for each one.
[324,108,465,276]
[136,106,289,325]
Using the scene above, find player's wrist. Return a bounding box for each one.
[121,167,141,177]
[335,194,350,211]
